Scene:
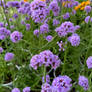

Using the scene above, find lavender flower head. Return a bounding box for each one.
[40,23,49,34]
[85,6,91,13]
[78,76,89,91]
[86,56,92,69]
[46,35,53,42]
[12,88,20,92]
[26,24,30,31]
[63,12,70,19]
[33,29,39,36]
[13,13,18,19]
[52,75,72,92]
[55,21,75,37]
[49,0,60,16]
[57,41,66,51]
[41,83,52,92]
[30,50,61,70]
[0,22,4,27]
[5,52,14,61]
[23,87,31,92]
[0,47,3,53]
[68,33,80,46]
[85,16,90,23]
[10,31,22,43]
[42,75,50,83]
[53,19,60,26]
[0,27,11,40]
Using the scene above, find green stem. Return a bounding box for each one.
[62,41,67,75]
[43,66,46,83]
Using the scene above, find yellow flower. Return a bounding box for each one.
[40,0,46,1]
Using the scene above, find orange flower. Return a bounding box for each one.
[24,0,28,2]
[40,0,46,1]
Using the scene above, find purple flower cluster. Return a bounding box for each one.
[12,87,30,92]
[52,75,72,92]
[45,35,53,42]
[63,12,70,20]
[31,0,49,23]
[0,22,4,27]
[12,88,20,92]
[33,29,39,36]
[78,76,89,91]
[53,19,60,26]
[55,21,77,37]
[86,56,92,69]
[30,50,61,70]
[10,31,22,43]
[49,0,60,16]
[42,75,50,83]
[68,33,80,46]
[7,1,20,8]
[57,41,66,51]
[41,83,52,92]
[85,6,91,13]
[26,24,31,31]
[85,16,92,23]
[40,23,49,34]
[0,27,11,40]
[5,52,14,61]
[23,87,31,92]
[62,0,79,8]
[0,47,3,54]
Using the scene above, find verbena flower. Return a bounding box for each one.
[40,23,49,34]
[42,75,50,83]
[85,5,91,13]
[63,12,70,19]
[86,56,92,69]
[41,83,52,92]
[55,21,76,37]
[0,27,11,40]
[85,16,90,23]
[23,87,31,92]
[5,52,14,61]
[30,50,61,70]
[0,22,4,27]
[78,76,89,91]
[26,24,30,31]
[0,47,3,54]
[68,33,80,46]
[33,29,39,36]
[57,41,66,51]
[10,31,22,43]
[53,19,60,26]
[46,35,53,42]
[11,88,20,92]
[49,0,60,16]
[52,75,72,92]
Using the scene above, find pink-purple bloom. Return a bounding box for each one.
[85,16,90,23]
[49,0,60,16]
[23,87,31,92]
[63,12,70,19]
[41,83,52,92]
[12,88,20,92]
[53,19,60,26]
[10,31,22,43]
[55,21,76,37]
[30,50,61,70]
[85,6,91,13]
[5,52,14,61]
[42,75,50,83]
[46,35,53,42]
[86,56,92,69]
[40,23,49,34]
[78,76,89,91]
[52,75,72,92]
[68,33,80,46]
[0,47,3,53]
